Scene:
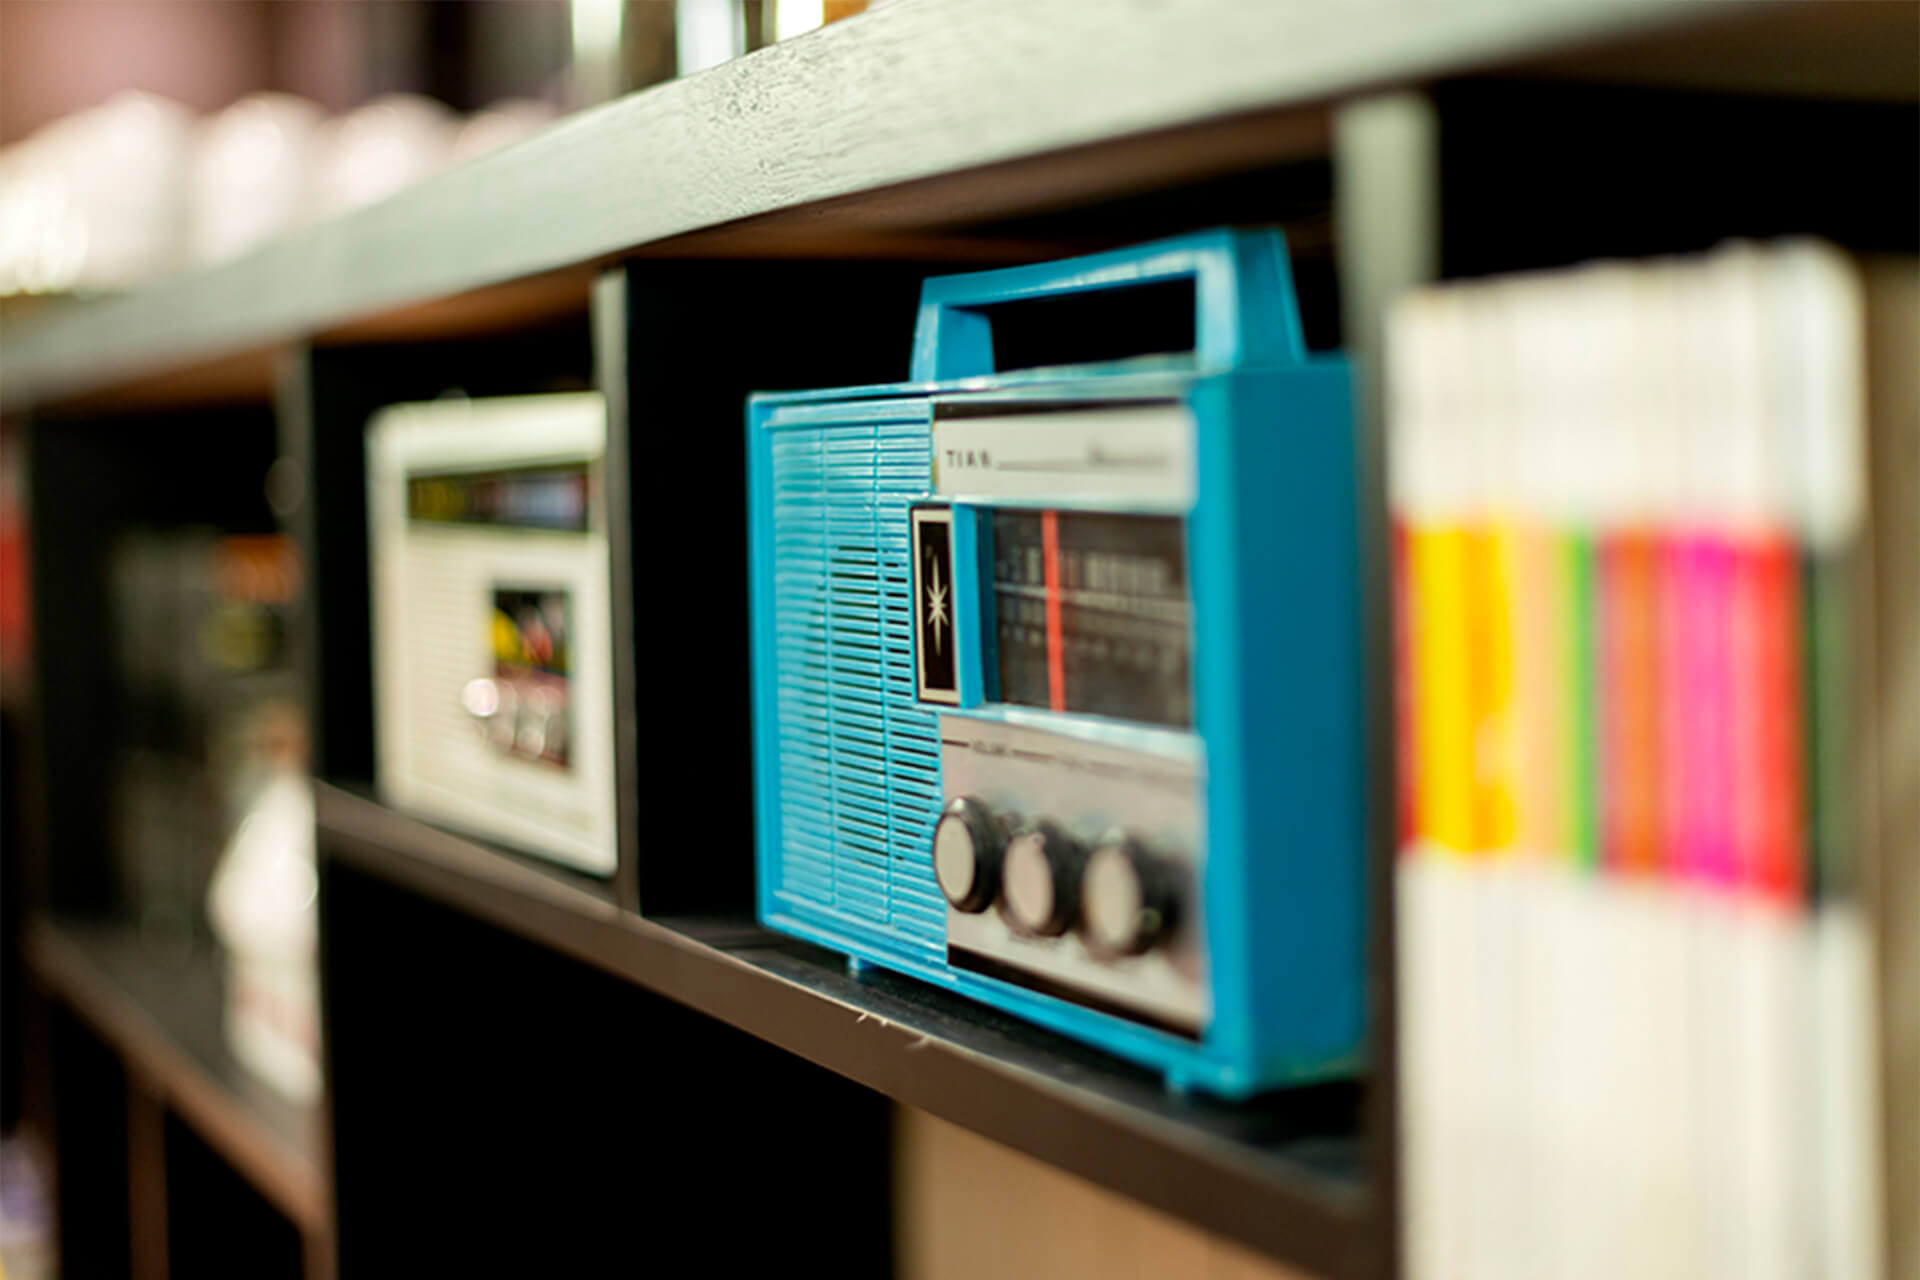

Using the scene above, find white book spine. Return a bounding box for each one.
[1812,904,1884,1280]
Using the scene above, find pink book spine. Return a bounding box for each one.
[1687,537,1737,889]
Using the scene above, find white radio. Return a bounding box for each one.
[367,393,617,875]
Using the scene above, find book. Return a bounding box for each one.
[1392,243,1913,1280]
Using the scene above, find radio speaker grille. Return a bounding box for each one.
[769,418,945,954]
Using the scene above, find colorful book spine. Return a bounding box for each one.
[1392,243,1885,1280]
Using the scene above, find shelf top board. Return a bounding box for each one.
[0,0,1801,415]
[315,781,1382,1279]
[25,916,329,1236]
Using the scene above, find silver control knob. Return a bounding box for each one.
[1080,837,1177,957]
[1000,821,1085,938]
[932,796,1006,913]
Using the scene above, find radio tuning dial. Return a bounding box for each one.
[1080,837,1177,957]
[1001,822,1086,938]
[933,796,1007,914]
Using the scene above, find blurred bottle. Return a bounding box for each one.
[451,98,561,166]
[188,93,325,267]
[108,531,303,955]
[200,534,313,1102]
[207,698,319,1102]
[619,1,679,95]
[310,92,456,216]
[636,0,873,88]
[0,91,195,295]
[111,530,222,952]
[674,0,748,76]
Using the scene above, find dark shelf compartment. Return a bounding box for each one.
[316,781,1381,1280]
[24,916,328,1239]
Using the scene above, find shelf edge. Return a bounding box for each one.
[24,917,330,1238]
[316,782,1380,1277]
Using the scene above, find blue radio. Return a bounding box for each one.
[746,230,1364,1097]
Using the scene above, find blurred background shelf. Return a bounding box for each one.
[24,916,328,1277]
[5,0,1912,416]
[2,1,1913,1276]
[317,781,1380,1280]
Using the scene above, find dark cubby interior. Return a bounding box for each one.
[163,1114,306,1280]
[969,278,1200,373]
[49,1005,135,1280]
[1436,79,1920,278]
[321,857,893,1275]
[25,407,282,921]
[612,259,930,916]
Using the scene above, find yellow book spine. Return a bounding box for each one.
[1412,524,1477,853]
[1477,523,1521,853]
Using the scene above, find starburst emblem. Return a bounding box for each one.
[925,554,949,654]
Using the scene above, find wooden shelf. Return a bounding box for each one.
[5,0,1860,415]
[24,917,328,1240]
[317,781,1382,1279]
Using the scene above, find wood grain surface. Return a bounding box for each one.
[0,0,1767,412]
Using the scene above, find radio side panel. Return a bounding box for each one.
[1192,363,1367,1083]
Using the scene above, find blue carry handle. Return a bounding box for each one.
[909,228,1307,383]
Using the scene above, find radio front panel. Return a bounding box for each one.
[369,394,618,876]
[916,394,1213,1035]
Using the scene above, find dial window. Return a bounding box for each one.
[989,511,1192,729]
